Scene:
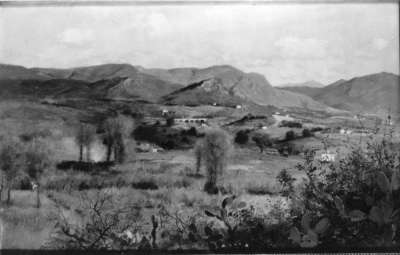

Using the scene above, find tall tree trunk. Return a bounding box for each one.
[79,143,83,162]
[6,188,11,205]
[106,144,112,162]
[0,176,3,202]
[86,146,91,162]
[196,153,202,174]
[36,186,40,208]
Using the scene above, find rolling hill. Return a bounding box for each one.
[313,72,399,117]
[278,86,323,98]
[0,64,183,102]
[280,73,399,117]
[140,65,330,110]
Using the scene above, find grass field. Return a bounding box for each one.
[0,99,397,249]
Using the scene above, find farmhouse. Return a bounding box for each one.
[319,151,337,163]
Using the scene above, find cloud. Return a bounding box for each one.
[274,37,328,59]
[0,4,397,84]
[58,28,94,46]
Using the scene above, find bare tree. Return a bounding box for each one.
[0,138,22,204]
[24,139,50,208]
[202,129,231,194]
[47,190,143,250]
[75,123,96,162]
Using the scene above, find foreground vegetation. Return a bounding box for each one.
[0,109,399,251]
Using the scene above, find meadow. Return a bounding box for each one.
[0,100,399,251]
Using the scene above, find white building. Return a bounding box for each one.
[319,152,336,163]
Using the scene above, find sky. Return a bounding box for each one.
[0,3,398,85]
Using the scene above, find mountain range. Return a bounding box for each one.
[0,63,398,117]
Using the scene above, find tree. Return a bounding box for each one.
[48,190,143,249]
[75,123,96,162]
[103,115,134,164]
[234,130,249,145]
[285,130,295,141]
[194,140,204,175]
[0,138,22,204]
[24,139,50,208]
[165,117,175,127]
[302,128,312,138]
[202,129,231,194]
[252,133,272,153]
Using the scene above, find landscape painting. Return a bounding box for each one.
[0,1,399,252]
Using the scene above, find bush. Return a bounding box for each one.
[132,179,159,190]
[166,117,175,127]
[196,196,293,250]
[276,169,295,197]
[287,131,400,248]
[310,127,324,132]
[235,130,250,145]
[246,183,279,195]
[285,130,295,141]
[252,133,272,153]
[56,161,114,172]
[302,128,312,137]
[279,121,302,128]
[19,129,51,142]
[187,127,198,136]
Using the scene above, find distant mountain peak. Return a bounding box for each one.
[278,80,325,88]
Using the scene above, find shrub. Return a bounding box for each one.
[48,191,146,249]
[302,128,312,138]
[235,130,250,145]
[285,130,295,141]
[246,183,279,195]
[165,117,175,127]
[252,133,272,153]
[132,179,159,190]
[56,161,114,172]
[287,130,400,248]
[276,169,295,197]
[197,196,292,250]
[279,121,302,128]
[19,129,51,142]
[310,127,324,132]
[187,127,198,136]
[0,138,23,204]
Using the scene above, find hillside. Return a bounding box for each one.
[161,77,247,107]
[141,65,330,110]
[31,63,139,82]
[0,64,183,102]
[313,72,399,116]
[0,64,48,80]
[278,86,323,98]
